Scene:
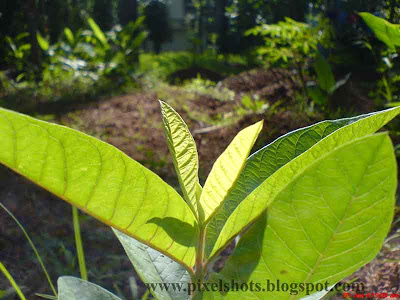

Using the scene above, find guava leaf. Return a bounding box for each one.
[58,276,121,300]
[200,121,263,223]
[209,106,400,258]
[114,229,190,300]
[359,12,400,49]
[160,101,200,218]
[0,108,198,268]
[205,133,396,300]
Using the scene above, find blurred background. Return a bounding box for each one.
[1,0,400,299]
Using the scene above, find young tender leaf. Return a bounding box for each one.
[209,106,400,258]
[160,101,201,218]
[200,121,263,223]
[359,12,400,49]
[0,108,198,268]
[315,52,335,92]
[58,277,121,300]
[114,229,190,300]
[204,133,397,300]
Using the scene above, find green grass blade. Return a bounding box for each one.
[0,202,57,296]
[72,206,88,281]
[0,261,26,300]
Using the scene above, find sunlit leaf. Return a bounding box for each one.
[0,107,198,268]
[208,106,400,258]
[200,121,263,223]
[204,133,396,300]
[36,32,49,51]
[160,101,200,218]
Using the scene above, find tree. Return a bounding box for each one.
[118,0,137,25]
[143,0,171,53]
[93,0,114,31]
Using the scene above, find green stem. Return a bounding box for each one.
[72,206,88,281]
[193,224,207,298]
[0,202,57,297]
[0,261,27,300]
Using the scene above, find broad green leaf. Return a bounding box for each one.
[209,106,400,258]
[88,18,109,48]
[200,121,263,223]
[315,52,335,92]
[58,276,121,300]
[0,108,198,268]
[114,229,190,300]
[204,133,397,300]
[359,12,400,49]
[36,32,49,51]
[160,101,200,218]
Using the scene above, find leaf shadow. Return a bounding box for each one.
[147,217,198,248]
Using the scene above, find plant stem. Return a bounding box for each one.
[193,224,207,298]
[0,202,58,297]
[0,261,27,300]
[72,206,88,281]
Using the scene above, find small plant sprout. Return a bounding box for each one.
[0,103,399,299]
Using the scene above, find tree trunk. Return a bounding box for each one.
[26,0,41,70]
[215,0,228,53]
[118,0,137,25]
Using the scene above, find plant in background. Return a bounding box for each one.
[4,33,33,82]
[308,52,351,111]
[0,103,399,300]
[246,17,327,105]
[359,12,400,106]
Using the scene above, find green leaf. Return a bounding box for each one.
[114,229,190,300]
[307,86,328,106]
[208,106,400,258]
[205,133,397,300]
[0,107,198,268]
[36,32,49,51]
[64,28,75,45]
[58,277,121,300]
[200,121,263,223]
[160,101,200,218]
[87,18,109,48]
[359,12,400,49]
[315,52,335,92]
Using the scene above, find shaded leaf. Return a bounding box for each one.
[114,229,190,300]
[58,277,121,300]
[359,12,400,49]
[315,52,335,92]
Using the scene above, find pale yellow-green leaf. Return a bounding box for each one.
[0,107,197,268]
[160,101,200,218]
[200,121,263,223]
